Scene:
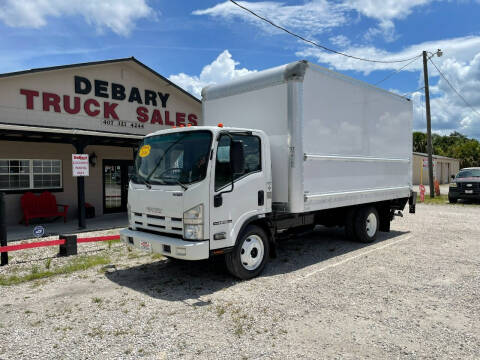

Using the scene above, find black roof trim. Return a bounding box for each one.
[0,56,200,103]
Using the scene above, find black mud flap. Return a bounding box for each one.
[409,191,417,214]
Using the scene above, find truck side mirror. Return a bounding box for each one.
[230,140,245,175]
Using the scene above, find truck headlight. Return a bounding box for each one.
[449,182,457,188]
[127,204,132,223]
[184,224,204,240]
[183,204,204,240]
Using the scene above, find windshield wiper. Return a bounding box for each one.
[134,176,152,189]
[172,179,188,191]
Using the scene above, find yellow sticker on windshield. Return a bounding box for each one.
[139,145,151,158]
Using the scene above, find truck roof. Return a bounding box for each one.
[202,60,410,103]
[146,125,262,138]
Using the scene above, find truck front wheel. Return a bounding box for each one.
[225,225,269,280]
[354,207,379,243]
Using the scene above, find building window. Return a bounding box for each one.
[0,159,62,191]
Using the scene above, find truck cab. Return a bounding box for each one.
[120,125,273,278]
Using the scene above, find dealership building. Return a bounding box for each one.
[0,57,201,227]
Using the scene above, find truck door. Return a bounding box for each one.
[210,133,267,250]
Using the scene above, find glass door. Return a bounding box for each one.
[103,160,134,213]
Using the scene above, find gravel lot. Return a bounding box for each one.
[1,203,479,359]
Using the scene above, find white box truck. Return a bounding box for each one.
[120,60,416,279]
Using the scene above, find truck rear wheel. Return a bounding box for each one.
[225,225,269,280]
[354,207,379,243]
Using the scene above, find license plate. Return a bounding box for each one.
[140,241,152,251]
[465,190,473,194]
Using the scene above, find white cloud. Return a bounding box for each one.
[168,50,256,98]
[425,54,480,137]
[344,0,433,41]
[193,0,439,42]
[297,35,480,74]
[344,0,431,22]
[193,1,348,37]
[329,35,350,48]
[0,0,154,36]
[401,53,480,138]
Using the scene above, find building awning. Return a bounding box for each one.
[0,124,143,147]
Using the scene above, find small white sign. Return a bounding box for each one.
[72,154,89,177]
[423,158,436,168]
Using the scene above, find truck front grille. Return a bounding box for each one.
[135,227,184,239]
[132,211,183,236]
[457,182,480,191]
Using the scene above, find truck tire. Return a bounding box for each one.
[448,196,457,204]
[354,206,379,243]
[344,207,358,241]
[225,225,269,280]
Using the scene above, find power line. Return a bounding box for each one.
[374,55,422,85]
[229,0,421,64]
[429,58,480,118]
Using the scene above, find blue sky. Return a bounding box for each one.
[1,0,480,138]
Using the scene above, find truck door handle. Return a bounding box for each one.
[258,190,264,206]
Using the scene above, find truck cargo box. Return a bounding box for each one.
[202,60,412,213]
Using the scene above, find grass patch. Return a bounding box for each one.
[107,239,120,249]
[422,194,480,206]
[0,254,111,286]
[422,194,449,205]
[45,258,52,270]
[151,253,165,260]
[216,305,226,317]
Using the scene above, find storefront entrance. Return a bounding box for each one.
[103,160,134,213]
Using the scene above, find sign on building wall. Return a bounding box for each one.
[422,158,437,168]
[72,154,89,177]
[0,61,201,136]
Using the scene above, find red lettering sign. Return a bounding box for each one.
[20,89,39,109]
[151,109,163,124]
[136,107,148,122]
[43,92,61,112]
[104,102,119,119]
[63,95,81,114]
[84,99,100,116]
[19,87,197,129]
[188,114,198,126]
[176,112,186,127]
[164,111,174,126]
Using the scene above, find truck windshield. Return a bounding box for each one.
[456,169,480,178]
[132,130,212,186]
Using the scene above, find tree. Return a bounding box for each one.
[413,131,480,168]
[412,132,427,153]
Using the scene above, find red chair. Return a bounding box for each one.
[20,191,69,226]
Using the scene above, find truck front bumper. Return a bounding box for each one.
[119,228,209,261]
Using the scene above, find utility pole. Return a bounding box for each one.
[423,50,435,198]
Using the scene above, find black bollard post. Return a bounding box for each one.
[0,192,7,266]
[59,234,78,257]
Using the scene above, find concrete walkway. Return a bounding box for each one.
[7,213,127,241]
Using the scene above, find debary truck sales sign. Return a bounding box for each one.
[0,61,201,135]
